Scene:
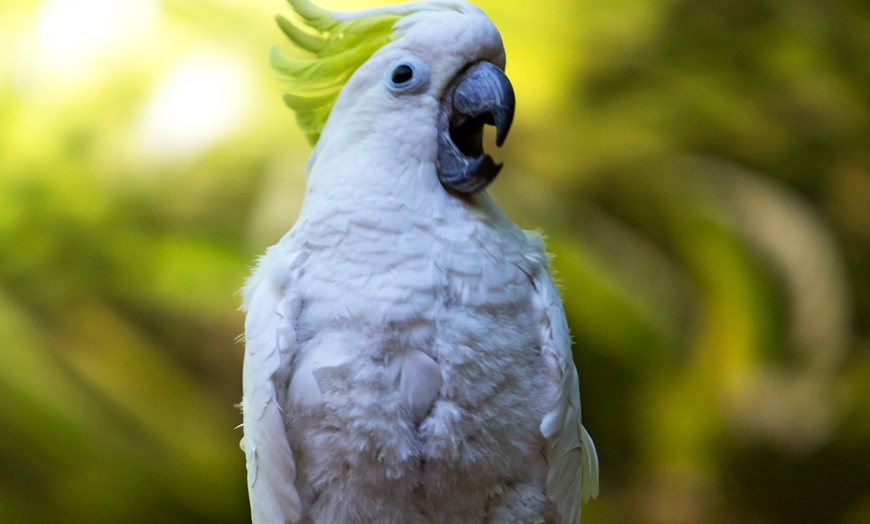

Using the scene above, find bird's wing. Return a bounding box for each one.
[241,247,302,524]
[527,236,599,524]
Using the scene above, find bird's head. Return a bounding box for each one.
[272,0,514,195]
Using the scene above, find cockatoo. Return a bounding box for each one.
[240,1,599,522]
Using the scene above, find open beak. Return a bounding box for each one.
[436,61,515,194]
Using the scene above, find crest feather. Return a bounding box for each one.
[272,0,472,145]
[272,0,405,145]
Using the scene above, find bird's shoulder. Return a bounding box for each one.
[241,241,306,524]
[521,230,599,524]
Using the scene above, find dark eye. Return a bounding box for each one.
[386,57,429,94]
[392,64,414,84]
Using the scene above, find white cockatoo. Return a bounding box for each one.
[240,1,599,522]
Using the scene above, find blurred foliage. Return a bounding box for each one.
[1,0,868,522]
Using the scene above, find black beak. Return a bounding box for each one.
[437,61,515,194]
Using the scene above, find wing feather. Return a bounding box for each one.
[528,236,599,524]
[242,248,302,524]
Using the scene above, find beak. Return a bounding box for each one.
[437,61,515,194]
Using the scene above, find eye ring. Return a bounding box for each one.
[386,57,430,94]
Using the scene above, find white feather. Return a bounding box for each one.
[242,247,304,524]
[527,233,600,524]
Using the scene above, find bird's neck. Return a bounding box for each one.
[299,132,451,220]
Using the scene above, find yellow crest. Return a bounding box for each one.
[271,0,405,144]
[272,1,470,144]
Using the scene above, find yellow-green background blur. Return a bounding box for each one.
[2,0,869,522]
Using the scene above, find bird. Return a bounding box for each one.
[239,1,599,522]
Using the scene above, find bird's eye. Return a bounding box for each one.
[392,64,414,84]
[386,57,429,94]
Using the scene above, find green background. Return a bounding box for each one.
[1,0,868,522]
